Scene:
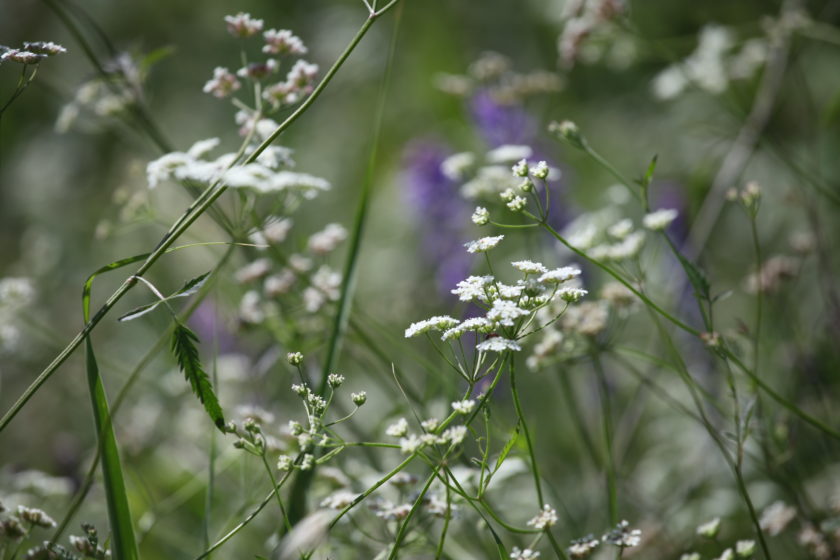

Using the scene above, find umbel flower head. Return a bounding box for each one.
[406,235,585,356]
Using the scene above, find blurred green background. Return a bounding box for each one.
[2,0,840,558]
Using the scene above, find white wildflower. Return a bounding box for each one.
[187,137,220,159]
[566,223,599,250]
[263,218,293,243]
[569,535,600,558]
[563,301,606,335]
[0,277,35,308]
[265,270,296,296]
[300,453,314,470]
[308,223,347,255]
[311,265,341,300]
[405,315,460,338]
[270,171,330,196]
[239,290,265,324]
[602,520,641,548]
[235,258,272,284]
[451,275,494,302]
[642,208,678,230]
[472,206,490,225]
[425,494,455,517]
[465,235,504,253]
[495,282,525,300]
[507,195,527,212]
[652,65,688,100]
[512,260,548,275]
[735,540,755,557]
[476,337,522,353]
[320,490,357,510]
[421,418,439,431]
[451,399,476,415]
[512,158,529,177]
[303,287,326,313]
[538,266,581,284]
[399,434,424,454]
[376,503,413,521]
[607,218,633,240]
[442,317,494,341]
[420,433,444,446]
[510,547,541,560]
[487,299,529,326]
[223,163,274,190]
[696,517,721,538]
[263,28,307,55]
[527,504,558,530]
[461,165,518,198]
[146,152,190,188]
[255,145,294,169]
[203,67,241,99]
[22,41,67,56]
[289,254,312,272]
[714,549,734,560]
[224,12,263,37]
[531,160,549,180]
[441,152,475,181]
[486,144,533,164]
[386,418,409,438]
[759,501,796,536]
[16,506,56,528]
[557,286,588,303]
[442,425,468,445]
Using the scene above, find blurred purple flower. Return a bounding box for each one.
[652,182,689,243]
[188,301,240,354]
[470,90,535,148]
[403,140,471,297]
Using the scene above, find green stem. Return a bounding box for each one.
[509,356,545,507]
[0,2,401,434]
[592,351,618,525]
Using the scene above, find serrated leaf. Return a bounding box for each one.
[171,323,226,432]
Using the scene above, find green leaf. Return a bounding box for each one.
[117,301,163,323]
[642,155,659,187]
[85,338,139,560]
[173,271,211,298]
[139,46,175,72]
[676,252,711,301]
[117,271,210,322]
[492,421,520,476]
[171,323,226,431]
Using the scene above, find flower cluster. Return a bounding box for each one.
[435,51,562,105]
[0,277,35,355]
[601,520,642,548]
[0,41,66,65]
[234,220,347,326]
[406,236,585,361]
[204,13,317,110]
[651,22,792,100]
[442,144,558,201]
